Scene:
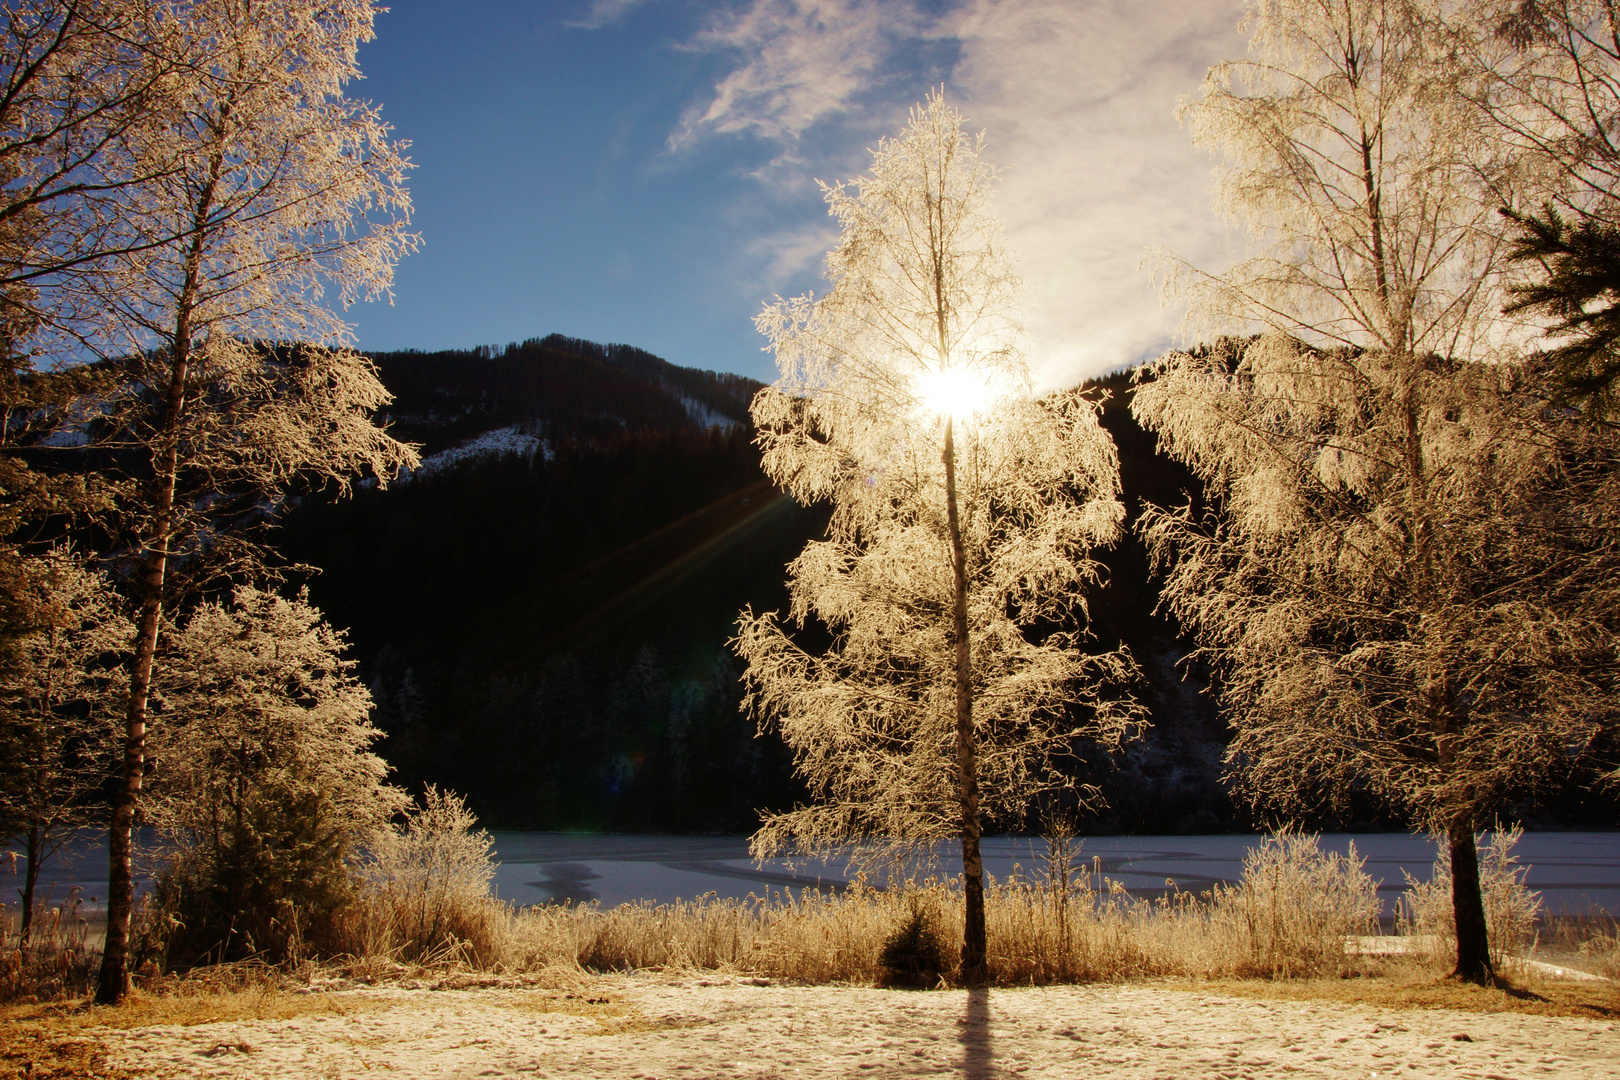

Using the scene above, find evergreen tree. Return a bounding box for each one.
[148,586,403,967]
[1501,205,1620,415]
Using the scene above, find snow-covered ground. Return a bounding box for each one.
[92,976,1620,1078]
[36,425,90,447]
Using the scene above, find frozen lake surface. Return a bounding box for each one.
[484,831,1620,918]
[9,831,1619,919]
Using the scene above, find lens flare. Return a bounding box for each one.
[915,367,993,419]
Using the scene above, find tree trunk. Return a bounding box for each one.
[942,415,987,986]
[96,138,219,1005]
[95,488,182,1003]
[20,823,40,944]
[96,560,165,1004]
[1449,812,1493,984]
[95,376,186,1004]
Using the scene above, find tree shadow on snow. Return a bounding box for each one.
[958,986,994,1079]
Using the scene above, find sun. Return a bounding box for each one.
[914,366,994,419]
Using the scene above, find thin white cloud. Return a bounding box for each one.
[569,0,660,31]
[679,0,1250,388]
[746,222,841,289]
[944,0,1248,386]
[671,0,927,149]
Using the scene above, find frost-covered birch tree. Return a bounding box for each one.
[735,94,1138,986]
[75,0,419,1003]
[0,0,189,351]
[1458,0,1620,226]
[0,1,187,666]
[0,547,127,942]
[1138,0,1620,984]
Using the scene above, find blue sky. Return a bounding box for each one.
[346,0,1247,387]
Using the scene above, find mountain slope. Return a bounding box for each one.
[279,336,818,830]
[281,340,1248,833]
[367,334,758,454]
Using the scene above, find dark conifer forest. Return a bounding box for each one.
[277,336,1242,833]
[279,336,819,830]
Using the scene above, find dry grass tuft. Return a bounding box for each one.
[0,891,98,1004]
[0,1023,132,1080]
[1546,911,1620,981]
[0,980,381,1032]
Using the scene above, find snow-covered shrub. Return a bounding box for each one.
[146,587,404,968]
[363,786,502,965]
[1210,831,1379,977]
[1399,825,1542,965]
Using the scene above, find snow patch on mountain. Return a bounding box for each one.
[404,426,551,481]
[663,384,739,431]
[680,396,737,430]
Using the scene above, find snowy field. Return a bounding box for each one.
[85,975,1620,1079]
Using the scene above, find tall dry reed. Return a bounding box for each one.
[11,827,1576,998]
[1398,825,1543,966]
[0,888,98,1002]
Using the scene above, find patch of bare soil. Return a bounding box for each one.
[0,1018,133,1080]
[1183,969,1620,1021]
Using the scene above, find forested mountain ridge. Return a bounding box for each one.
[365,334,759,453]
[280,336,817,831]
[279,338,1618,833]
[280,337,1244,833]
